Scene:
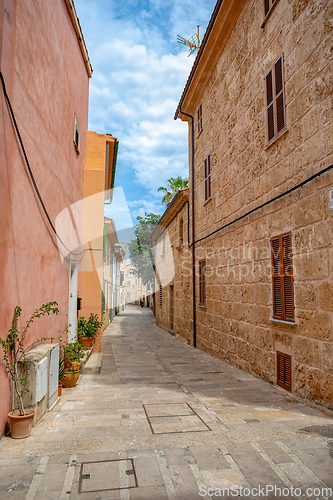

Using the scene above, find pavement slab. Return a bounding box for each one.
[0,305,333,499]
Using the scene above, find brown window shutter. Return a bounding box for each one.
[271,236,282,319]
[275,56,285,133]
[204,154,211,202]
[277,351,292,391]
[197,104,203,134]
[265,70,275,141]
[271,233,294,322]
[199,260,206,306]
[159,285,162,306]
[265,55,286,143]
[282,234,294,320]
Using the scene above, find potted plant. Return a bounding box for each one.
[59,339,84,388]
[77,313,102,348]
[0,302,59,438]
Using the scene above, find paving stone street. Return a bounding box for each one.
[0,305,333,500]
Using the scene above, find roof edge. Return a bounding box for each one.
[64,0,93,78]
[174,0,223,120]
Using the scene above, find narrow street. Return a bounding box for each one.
[0,305,332,500]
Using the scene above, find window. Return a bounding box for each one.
[277,351,292,392]
[197,103,203,134]
[271,233,294,322]
[199,260,206,306]
[159,285,163,306]
[179,218,184,245]
[264,0,277,17]
[73,114,80,153]
[204,154,211,202]
[265,55,286,144]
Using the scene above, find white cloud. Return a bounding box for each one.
[75,0,215,218]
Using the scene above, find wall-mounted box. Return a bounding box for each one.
[15,343,59,425]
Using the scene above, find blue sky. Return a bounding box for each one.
[75,0,216,232]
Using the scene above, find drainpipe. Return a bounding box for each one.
[178,109,196,348]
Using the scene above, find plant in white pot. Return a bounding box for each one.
[0,302,59,438]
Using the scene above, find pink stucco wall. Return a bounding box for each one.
[0,0,89,435]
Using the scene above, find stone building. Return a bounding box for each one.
[171,0,333,407]
[0,0,91,434]
[152,189,192,343]
[103,219,127,327]
[126,263,153,308]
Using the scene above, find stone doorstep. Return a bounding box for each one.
[81,352,102,374]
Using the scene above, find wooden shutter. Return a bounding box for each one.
[204,154,211,202]
[197,103,202,134]
[277,351,292,391]
[275,56,285,133]
[159,285,162,306]
[265,54,286,144]
[264,0,277,17]
[271,233,294,321]
[199,260,206,306]
[265,70,275,142]
[179,218,183,244]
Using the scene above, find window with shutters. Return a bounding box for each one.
[271,233,294,322]
[73,114,80,153]
[263,0,278,18]
[197,103,203,134]
[204,154,211,203]
[159,285,163,307]
[277,351,292,392]
[199,260,206,307]
[265,54,286,145]
[179,218,184,245]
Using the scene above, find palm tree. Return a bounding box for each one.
[158,176,188,205]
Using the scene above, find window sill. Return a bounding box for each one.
[265,128,288,151]
[73,141,80,154]
[261,0,281,28]
[197,128,203,139]
[269,318,297,326]
[199,305,206,309]
[204,196,212,206]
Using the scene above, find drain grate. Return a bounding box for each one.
[78,459,138,493]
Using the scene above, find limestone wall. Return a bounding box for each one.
[188,0,333,406]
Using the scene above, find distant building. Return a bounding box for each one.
[0,0,91,435]
[152,189,192,341]
[126,264,153,308]
[80,131,119,323]
[161,0,332,408]
[103,218,126,327]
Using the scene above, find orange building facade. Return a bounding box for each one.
[0,0,91,435]
[80,131,119,323]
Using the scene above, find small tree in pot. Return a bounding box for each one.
[0,302,59,438]
[77,313,102,348]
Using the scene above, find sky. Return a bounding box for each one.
[74,0,216,234]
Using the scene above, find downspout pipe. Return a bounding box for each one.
[177,109,196,348]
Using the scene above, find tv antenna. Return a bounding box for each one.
[177,26,200,56]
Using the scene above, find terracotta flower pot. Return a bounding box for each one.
[79,336,93,348]
[61,371,80,388]
[58,383,63,396]
[64,360,81,371]
[8,409,36,439]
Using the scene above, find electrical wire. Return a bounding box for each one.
[191,163,333,246]
[0,70,84,257]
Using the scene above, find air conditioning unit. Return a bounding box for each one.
[15,343,59,425]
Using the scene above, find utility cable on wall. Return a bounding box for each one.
[0,70,83,258]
